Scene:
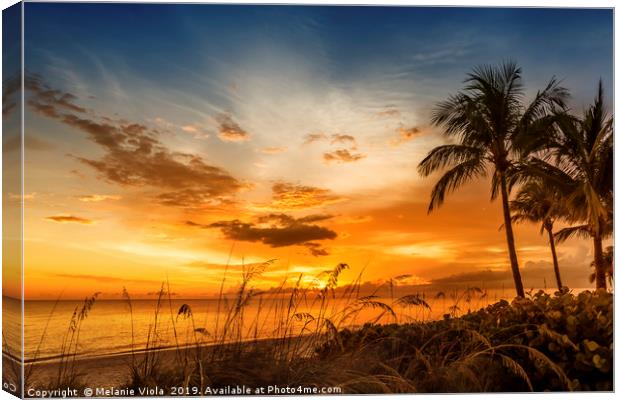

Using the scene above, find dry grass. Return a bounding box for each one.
[13,261,611,395]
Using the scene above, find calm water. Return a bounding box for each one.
[4,289,534,362]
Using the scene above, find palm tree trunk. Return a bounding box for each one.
[499,172,525,297]
[593,233,607,290]
[546,225,563,291]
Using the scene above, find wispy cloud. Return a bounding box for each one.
[257,146,288,154]
[376,107,401,118]
[77,194,121,202]
[181,124,209,139]
[53,273,156,284]
[2,75,20,116]
[45,215,93,224]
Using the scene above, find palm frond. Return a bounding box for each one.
[427,157,487,212]
[417,144,486,177]
[554,225,590,243]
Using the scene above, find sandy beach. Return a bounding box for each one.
[15,336,306,391]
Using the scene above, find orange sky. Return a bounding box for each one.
[3,4,612,300]
[0,72,597,300]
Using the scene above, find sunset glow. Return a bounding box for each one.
[10,4,612,299]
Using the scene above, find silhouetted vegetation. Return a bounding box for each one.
[10,62,613,396]
[418,62,612,296]
[17,262,613,395]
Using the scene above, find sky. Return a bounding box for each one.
[7,4,613,299]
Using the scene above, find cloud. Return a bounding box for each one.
[181,124,209,139]
[302,133,363,163]
[8,193,36,201]
[330,134,356,145]
[45,215,93,224]
[25,74,87,115]
[183,260,276,275]
[303,133,357,146]
[216,113,250,142]
[2,75,20,116]
[145,290,179,297]
[336,215,373,224]
[151,117,209,139]
[67,119,244,204]
[427,245,594,290]
[303,133,327,144]
[430,269,511,286]
[4,134,55,152]
[323,149,366,163]
[302,242,330,257]
[53,273,156,284]
[77,194,121,202]
[155,189,236,209]
[376,107,401,118]
[257,146,288,154]
[390,126,424,146]
[26,76,245,209]
[261,182,346,210]
[188,213,337,256]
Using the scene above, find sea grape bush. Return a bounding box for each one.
[318,290,612,392]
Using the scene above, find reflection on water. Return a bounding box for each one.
[7,288,568,362]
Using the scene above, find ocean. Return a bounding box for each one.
[3,288,548,362]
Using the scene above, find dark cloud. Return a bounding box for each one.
[26,75,244,208]
[323,149,366,163]
[187,213,337,256]
[216,113,250,142]
[25,74,87,115]
[45,215,93,224]
[303,242,330,257]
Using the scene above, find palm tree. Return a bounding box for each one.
[418,62,568,297]
[589,246,613,288]
[539,81,613,290]
[510,182,567,290]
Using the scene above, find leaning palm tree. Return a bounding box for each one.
[510,182,567,290]
[539,81,613,290]
[418,62,568,297]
